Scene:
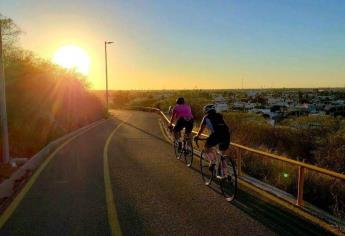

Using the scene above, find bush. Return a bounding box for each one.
[1,48,105,159]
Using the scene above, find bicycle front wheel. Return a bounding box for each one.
[200,151,214,186]
[183,139,193,167]
[220,157,237,202]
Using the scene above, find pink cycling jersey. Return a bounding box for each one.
[172,104,193,120]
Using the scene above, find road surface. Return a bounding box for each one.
[0,110,331,235]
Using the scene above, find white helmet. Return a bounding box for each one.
[203,104,216,114]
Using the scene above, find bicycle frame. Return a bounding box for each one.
[170,126,194,166]
[195,138,232,177]
[205,147,228,178]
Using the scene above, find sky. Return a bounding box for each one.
[1,0,345,90]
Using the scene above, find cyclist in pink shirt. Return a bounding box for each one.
[169,97,194,149]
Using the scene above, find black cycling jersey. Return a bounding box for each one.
[201,112,229,135]
[202,112,230,151]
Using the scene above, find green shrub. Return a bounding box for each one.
[1,48,104,159]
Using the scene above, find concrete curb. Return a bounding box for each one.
[0,119,105,199]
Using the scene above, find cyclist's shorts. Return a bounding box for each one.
[205,132,230,151]
[173,117,194,134]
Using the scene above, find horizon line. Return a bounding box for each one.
[91,87,345,92]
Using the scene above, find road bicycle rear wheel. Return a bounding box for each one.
[200,151,214,186]
[220,157,237,202]
[183,139,193,167]
[173,140,182,159]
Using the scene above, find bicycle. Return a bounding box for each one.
[169,125,194,167]
[194,137,237,202]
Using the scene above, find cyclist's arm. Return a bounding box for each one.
[169,109,176,125]
[196,123,206,137]
[196,116,206,137]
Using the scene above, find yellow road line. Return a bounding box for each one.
[103,121,125,236]
[0,121,105,228]
[158,120,172,143]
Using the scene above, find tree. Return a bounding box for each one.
[0,14,21,54]
[0,15,105,162]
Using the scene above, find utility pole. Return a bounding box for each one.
[104,41,113,114]
[0,23,10,163]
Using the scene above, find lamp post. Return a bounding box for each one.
[104,41,113,114]
[0,23,10,163]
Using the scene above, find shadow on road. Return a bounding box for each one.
[233,190,332,236]
[113,116,333,236]
[116,117,171,145]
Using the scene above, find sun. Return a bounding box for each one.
[53,45,90,75]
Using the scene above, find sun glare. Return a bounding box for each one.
[53,45,90,75]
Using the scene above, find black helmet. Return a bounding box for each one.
[176,97,185,104]
[203,104,216,114]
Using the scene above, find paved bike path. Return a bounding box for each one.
[0,110,332,235]
[0,120,118,236]
[108,111,275,235]
[109,110,331,236]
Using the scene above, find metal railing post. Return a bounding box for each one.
[236,148,242,177]
[296,166,305,206]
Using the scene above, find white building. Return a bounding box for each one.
[233,101,246,110]
[214,96,229,112]
[215,102,229,112]
[232,102,256,111]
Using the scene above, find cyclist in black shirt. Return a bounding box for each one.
[194,104,231,171]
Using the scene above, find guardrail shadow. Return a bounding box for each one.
[113,113,333,236]
[114,115,225,196]
[189,154,331,236]
[232,191,331,236]
[114,117,171,145]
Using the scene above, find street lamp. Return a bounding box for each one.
[104,41,113,114]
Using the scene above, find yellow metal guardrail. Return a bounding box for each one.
[135,106,345,208]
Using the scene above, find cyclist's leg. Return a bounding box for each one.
[218,132,231,176]
[173,118,184,142]
[204,134,218,164]
[204,147,216,162]
[173,130,181,141]
[183,118,193,141]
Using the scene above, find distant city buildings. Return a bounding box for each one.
[209,89,345,125]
